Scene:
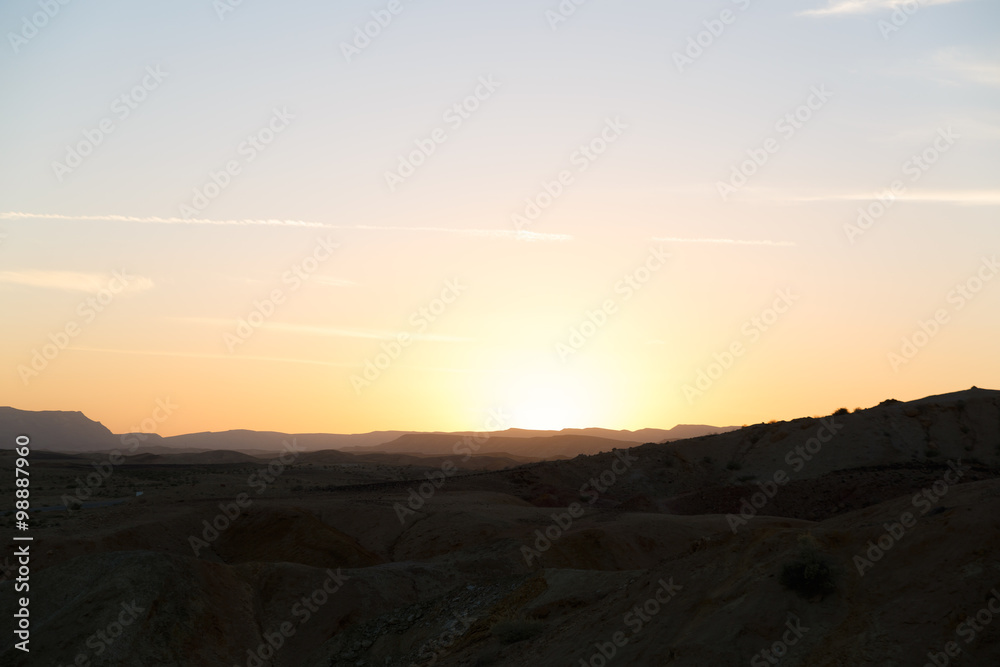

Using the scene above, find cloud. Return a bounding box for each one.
[311,276,357,288]
[652,237,796,247]
[261,322,472,342]
[0,270,154,292]
[0,212,571,241]
[173,317,472,342]
[68,346,355,368]
[782,190,1000,205]
[0,211,328,229]
[800,0,965,17]
[931,49,1000,87]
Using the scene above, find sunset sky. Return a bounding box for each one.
[1,0,998,436]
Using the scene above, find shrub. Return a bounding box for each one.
[833,407,849,416]
[780,548,839,600]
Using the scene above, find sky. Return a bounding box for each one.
[1,0,998,437]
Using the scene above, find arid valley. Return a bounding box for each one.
[2,388,999,666]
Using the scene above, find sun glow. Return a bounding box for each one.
[503,373,592,431]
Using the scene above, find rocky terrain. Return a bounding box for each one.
[2,388,999,666]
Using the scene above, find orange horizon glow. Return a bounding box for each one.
[1,2,997,439]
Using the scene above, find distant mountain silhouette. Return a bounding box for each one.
[0,408,735,457]
[0,407,117,451]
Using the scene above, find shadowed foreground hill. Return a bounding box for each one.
[2,388,999,666]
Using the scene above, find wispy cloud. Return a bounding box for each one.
[0,212,571,241]
[0,211,329,229]
[311,276,358,288]
[262,321,473,342]
[69,346,355,368]
[931,49,1000,87]
[173,317,472,342]
[782,190,1000,205]
[652,237,796,247]
[800,0,965,17]
[0,270,154,292]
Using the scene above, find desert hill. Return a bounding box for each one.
[2,388,998,666]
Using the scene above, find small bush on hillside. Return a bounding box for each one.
[780,548,839,600]
[833,407,850,416]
